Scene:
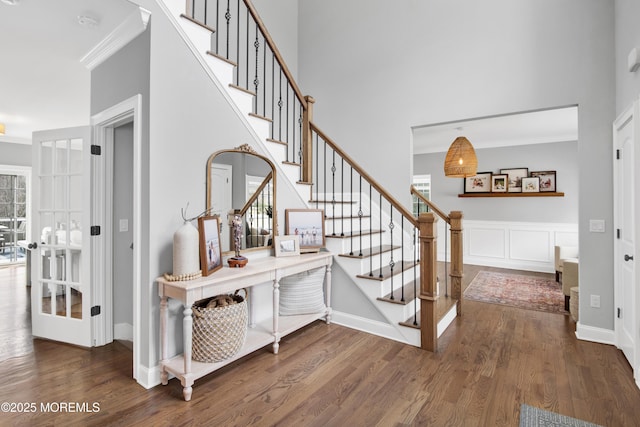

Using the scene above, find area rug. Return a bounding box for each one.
[519,404,603,427]
[464,271,566,315]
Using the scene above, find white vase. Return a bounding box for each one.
[173,221,200,275]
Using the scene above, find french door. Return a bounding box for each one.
[30,127,92,347]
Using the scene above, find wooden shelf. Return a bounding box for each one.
[458,192,564,198]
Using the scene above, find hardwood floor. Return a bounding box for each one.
[1,264,639,426]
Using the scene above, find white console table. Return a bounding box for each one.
[157,252,333,401]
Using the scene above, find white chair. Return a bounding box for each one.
[554,245,579,282]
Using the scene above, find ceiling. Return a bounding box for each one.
[0,0,140,144]
[412,106,579,155]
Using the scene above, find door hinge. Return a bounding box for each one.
[90,225,101,236]
[617,229,621,239]
[617,307,622,319]
[616,149,621,160]
[90,145,102,155]
[91,306,101,317]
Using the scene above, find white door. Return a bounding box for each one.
[614,101,638,377]
[210,164,233,251]
[30,127,92,347]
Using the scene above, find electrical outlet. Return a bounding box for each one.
[590,294,601,308]
[589,219,605,233]
[119,219,129,232]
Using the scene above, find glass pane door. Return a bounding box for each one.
[31,127,91,347]
[0,174,27,265]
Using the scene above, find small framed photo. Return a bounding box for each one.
[464,172,492,193]
[530,170,556,192]
[274,235,300,257]
[285,209,325,253]
[198,215,223,276]
[500,168,529,192]
[491,174,508,192]
[521,177,540,193]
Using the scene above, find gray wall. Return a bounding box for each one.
[615,0,640,115]
[91,26,151,361]
[253,0,299,79]
[299,0,615,331]
[0,142,31,167]
[414,141,579,223]
[113,122,134,329]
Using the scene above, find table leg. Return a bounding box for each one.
[183,306,193,378]
[272,276,280,354]
[160,296,169,385]
[325,262,332,324]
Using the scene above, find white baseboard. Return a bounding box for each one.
[136,364,162,389]
[575,322,615,345]
[437,305,457,338]
[114,322,134,341]
[331,310,410,344]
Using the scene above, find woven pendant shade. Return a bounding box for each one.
[443,136,478,177]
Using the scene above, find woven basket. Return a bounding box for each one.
[191,289,248,363]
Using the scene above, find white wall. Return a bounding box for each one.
[0,142,31,167]
[299,0,615,332]
[252,0,299,79]
[415,141,579,223]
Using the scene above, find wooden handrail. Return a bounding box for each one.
[311,122,418,228]
[239,171,273,217]
[410,186,450,224]
[244,0,308,109]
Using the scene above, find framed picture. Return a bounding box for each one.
[274,235,300,257]
[521,177,540,193]
[491,174,508,192]
[198,215,223,276]
[500,168,529,192]
[530,170,556,192]
[285,209,325,253]
[464,172,492,193]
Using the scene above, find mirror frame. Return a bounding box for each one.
[206,144,278,254]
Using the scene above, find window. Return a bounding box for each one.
[412,174,431,216]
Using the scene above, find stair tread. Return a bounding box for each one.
[206,51,237,67]
[399,296,458,329]
[339,244,400,259]
[325,214,371,219]
[267,137,287,146]
[248,112,272,122]
[310,199,357,204]
[180,14,216,33]
[377,279,418,304]
[356,260,417,281]
[326,229,384,238]
[229,84,255,96]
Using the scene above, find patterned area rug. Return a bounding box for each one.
[465,271,567,315]
[519,404,603,427]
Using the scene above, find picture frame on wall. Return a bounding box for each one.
[464,172,492,193]
[500,168,529,192]
[274,235,300,257]
[285,209,325,253]
[521,176,540,193]
[491,174,508,192]
[198,215,223,276]
[530,170,556,192]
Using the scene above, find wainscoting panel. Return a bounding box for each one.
[437,220,578,273]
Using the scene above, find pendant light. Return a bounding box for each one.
[0,123,5,135]
[443,136,477,177]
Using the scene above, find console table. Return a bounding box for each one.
[157,251,333,401]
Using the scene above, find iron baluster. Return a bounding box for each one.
[331,150,336,236]
[369,184,373,277]
[278,70,283,144]
[358,176,363,257]
[401,216,405,302]
[234,0,238,82]
[350,166,354,255]
[341,158,344,237]
[271,53,274,138]
[253,23,259,113]
[413,225,418,325]
[315,132,319,209]
[379,194,383,279]
[389,204,395,298]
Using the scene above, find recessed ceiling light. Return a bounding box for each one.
[77,15,99,28]
[0,0,21,5]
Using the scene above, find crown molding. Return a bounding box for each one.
[80,7,151,70]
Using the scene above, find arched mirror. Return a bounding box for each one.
[206,144,277,253]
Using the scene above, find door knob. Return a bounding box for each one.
[624,254,634,261]
[27,242,38,249]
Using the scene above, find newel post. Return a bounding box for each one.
[302,95,315,184]
[449,211,464,315]
[418,212,438,352]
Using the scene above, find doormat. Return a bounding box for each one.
[464,271,567,315]
[519,404,603,427]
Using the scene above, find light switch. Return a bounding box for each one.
[119,219,129,232]
[589,219,605,233]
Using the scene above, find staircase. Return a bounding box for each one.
[158,0,463,350]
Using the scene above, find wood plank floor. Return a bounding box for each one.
[1,264,640,426]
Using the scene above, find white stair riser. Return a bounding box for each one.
[324,217,372,234]
[227,86,254,116]
[325,233,385,254]
[340,249,403,275]
[178,20,213,55]
[205,55,235,88]
[264,141,287,164]
[247,115,271,139]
